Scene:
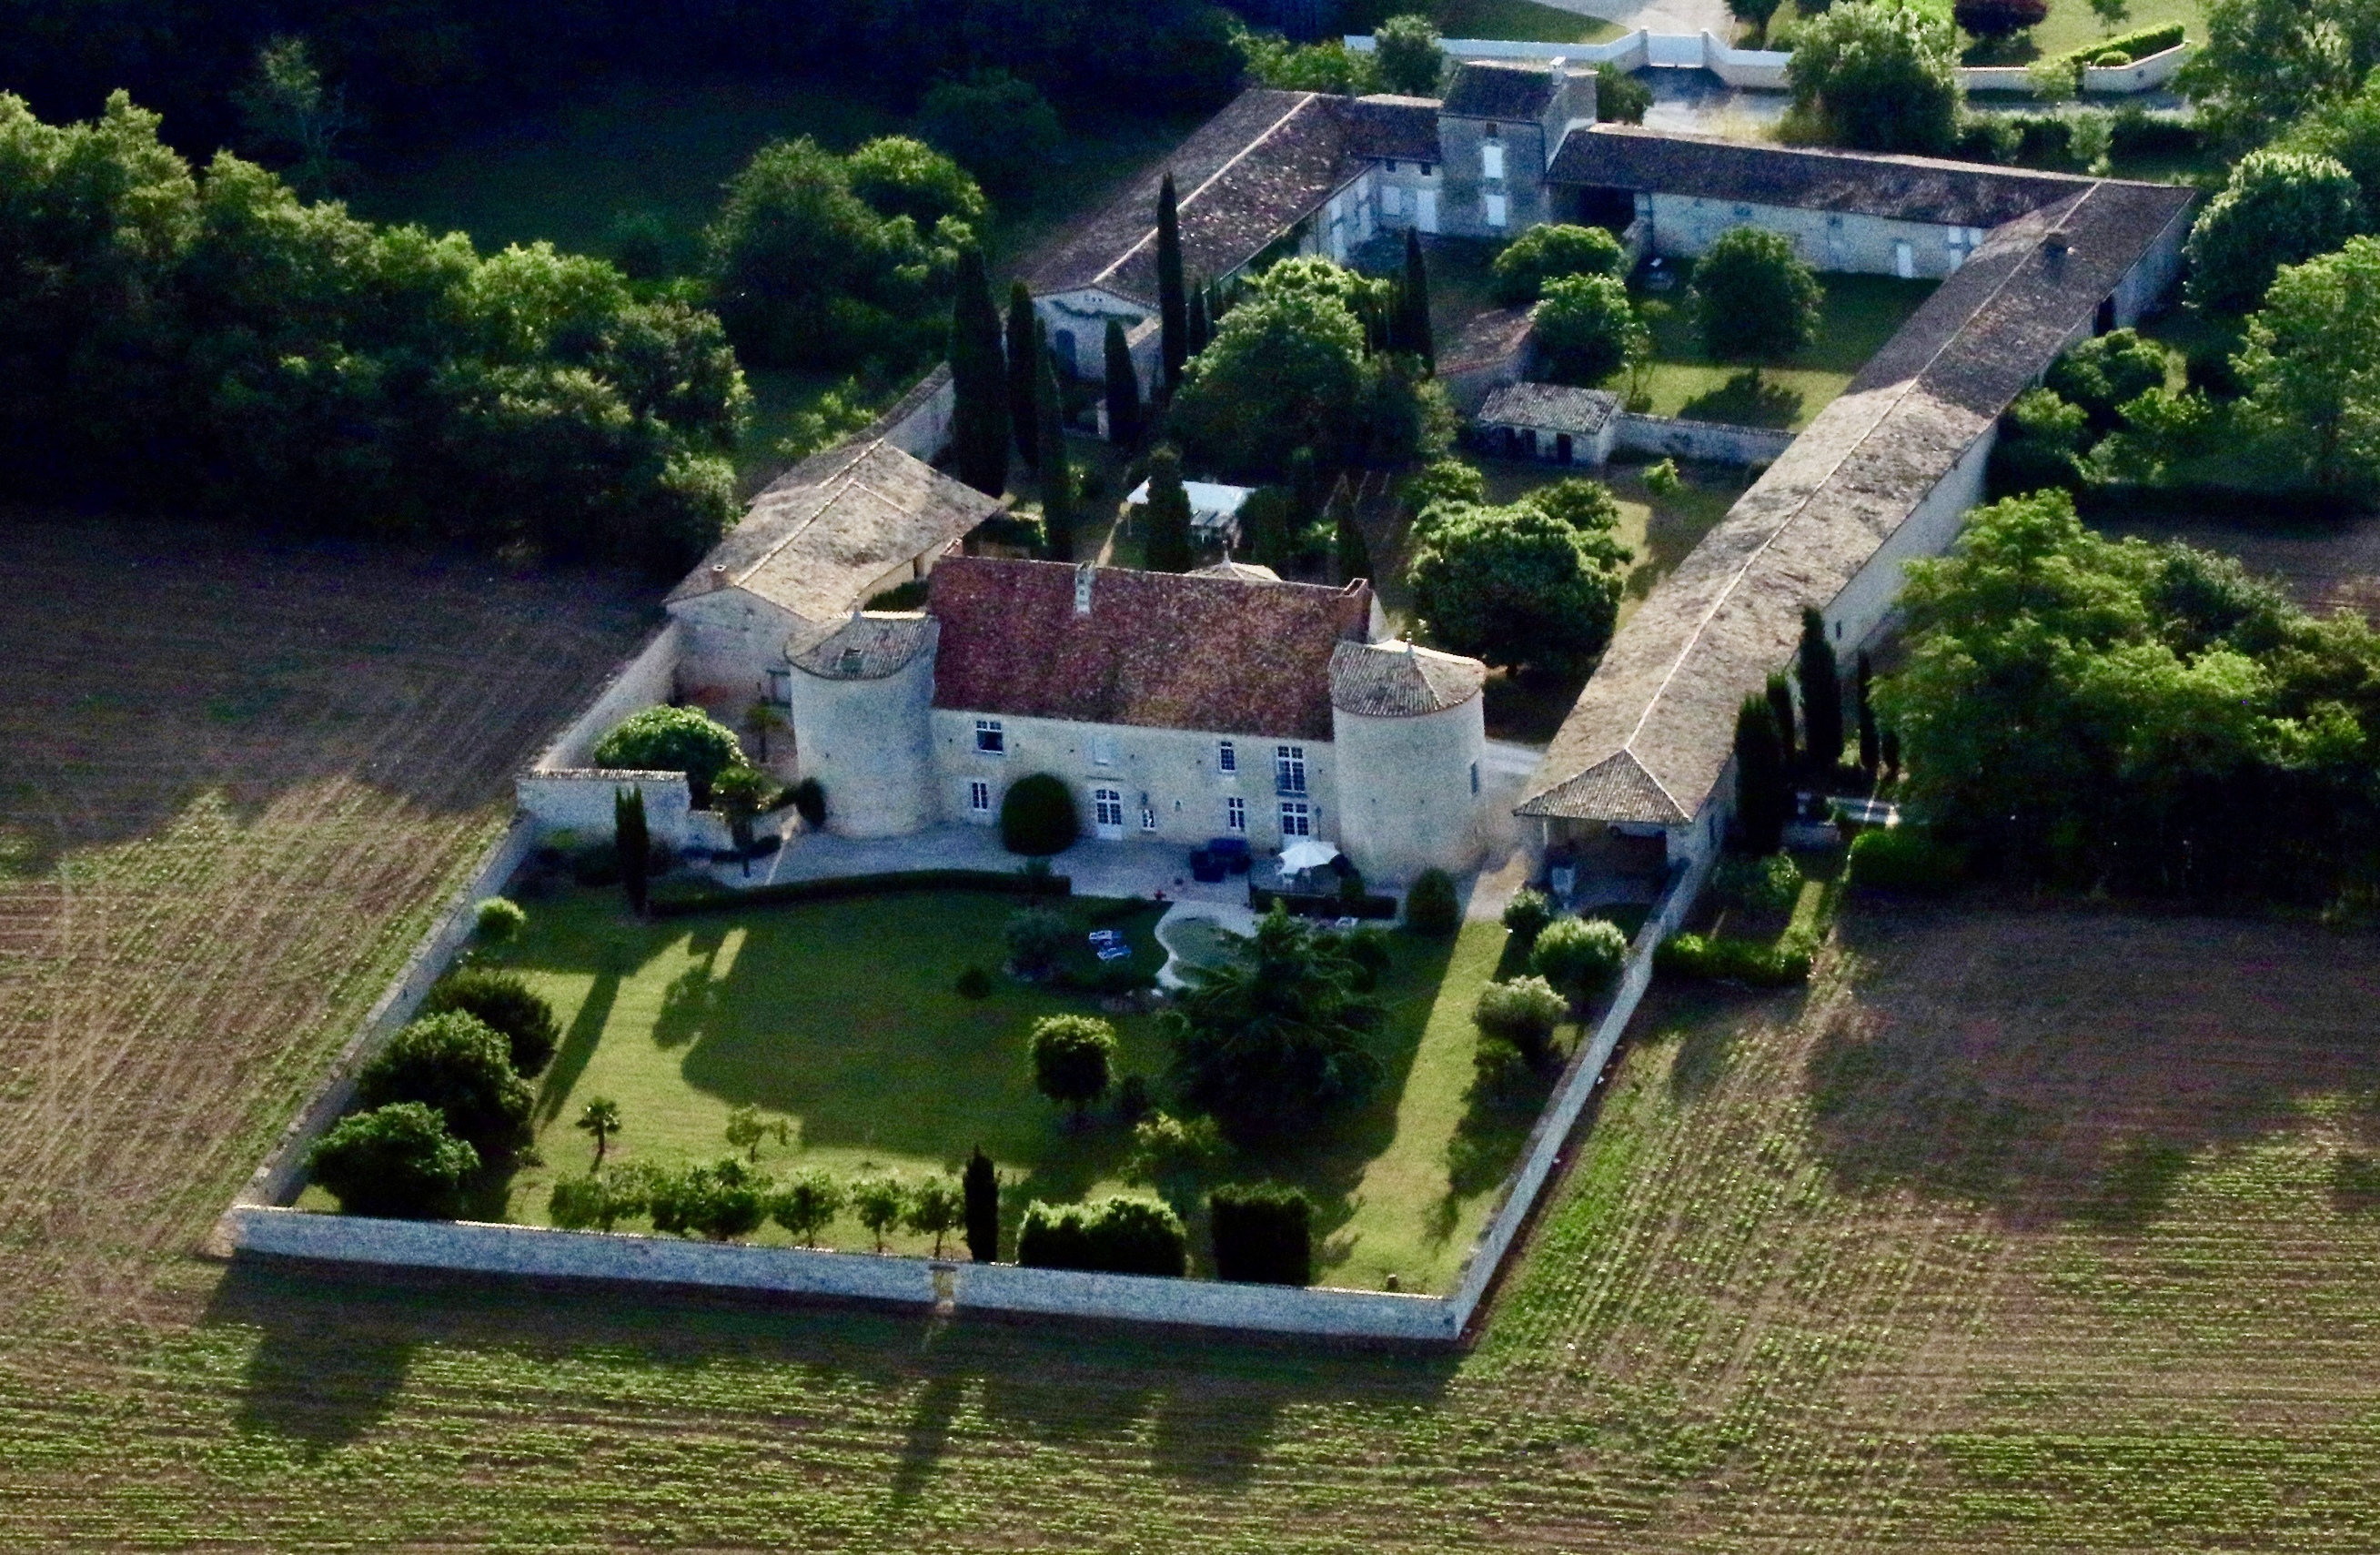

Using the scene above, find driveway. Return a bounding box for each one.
[1521,0,1738,42]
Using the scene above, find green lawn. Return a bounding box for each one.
[1631,273,1940,430]
[1764,0,2203,56]
[1345,0,1622,43]
[400,886,1541,1293]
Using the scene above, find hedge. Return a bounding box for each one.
[1246,884,1398,919]
[1016,1196,1188,1277]
[1655,932,1813,987]
[1209,1183,1315,1286]
[649,868,1074,918]
[1846,827,1965,895]
[2080,20,2184,62]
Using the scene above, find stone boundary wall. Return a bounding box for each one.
[224,1207,1462,1343]
[534,618,683,772]
[515,770,695,848]
[1347,32,2191,95]
[202,817,544,1253]
[1447,845,1717,1318]
[1613,412,1797,466]
[870,361,956,461]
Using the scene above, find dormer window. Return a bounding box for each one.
[839,647,865,674]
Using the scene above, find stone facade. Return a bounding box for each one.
[1639,190,1989,279]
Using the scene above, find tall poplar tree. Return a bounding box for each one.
[1157,172,1188,393]
[1399,228,1436,372]
[1034,322,1074,560]
[1006,281,1041,469]
[949,247,1009,495]
[1103,318,1143,447]
[1798,606,1843,776]
[1143,445,1195,572]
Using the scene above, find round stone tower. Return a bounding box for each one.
[1328,639,1489,884]
[784,612,939,838]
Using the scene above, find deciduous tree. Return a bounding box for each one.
[1029,1014,1119,1121]
[1786,1,1961,154]
[1693,226,1822,363]
[2184,149,2365,315]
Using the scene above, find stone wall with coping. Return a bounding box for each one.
[224,1206,1463,1344]
[534,619,684,772]
[1447,844,1717,1317]
[1613,413,1796,466]
[516,771,695,849]
[202,818,544,1253]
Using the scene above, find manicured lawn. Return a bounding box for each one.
[1345,0,1622,43]
[1630,272,1939,429]
[1763,0,2203,57]
[445,885,1538,1291]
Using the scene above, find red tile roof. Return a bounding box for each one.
[926,557,1374,740]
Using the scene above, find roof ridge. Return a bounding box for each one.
[738,437,894,587]
[1595,187,2098,783]
[1089,94,1323,292]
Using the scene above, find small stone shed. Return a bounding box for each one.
[1475,382,1621,467]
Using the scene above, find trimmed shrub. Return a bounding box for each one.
[1847,826,1965,894]
[1000,772,1078,855]
[421,968,560,1077]
[1114,1073,1155,1124]
[1004,908,1072,979]
[954,964,993,999]
[1954,0,2047,38]
[549,1169,649,1232]
[1489,223,1625,307]
[1474,974,1569,1068]
[770,1169,847,1246]
[354,1011,533,1157]
[1713,853,1804,915]
[474,896,525,944]
[307,1103,479,1218]
[1472,1033,1538,1098]
[647,1158,769,1240]
[1027,1014,1117,1117]
[1209,1182,1315,1286]
[1654,931,1813,986]
[1501,886,1555,947]
[1124,1110,1232,1188]
[1405,868,1460,936]
[1016,1196,1188,1277]
[591,705,743,804]
[1530,915,1629,996]
[791,776,827,829]
[648,867,1073,916]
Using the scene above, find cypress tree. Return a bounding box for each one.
[1034,323,1074,560]
[1765,671,1799,776]
[949,247,1009,495]
[1797,606,1843,778]
[963,1146,999,1263]
[1187,283,1209,355]
[613,787,650,916]
[1856,650,1880,777]
[1332,489,1371,583]
[1399,227,1435,372]
[1143,445,1196,572]
[1287,447,1322,534]
[1157,172,1187,392]
[1881,726,1901,784]
[1103,318,1143,447]
[1732,696,1789,855]
[1006,281,1041,468]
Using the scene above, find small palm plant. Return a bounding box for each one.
[575,1096,622,1168]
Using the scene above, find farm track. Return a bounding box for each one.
[3,512,2380,1549]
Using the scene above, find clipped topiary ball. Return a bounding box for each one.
[1000,772,1077,855]
[1404,868,1460,936]
[474,896,526,944]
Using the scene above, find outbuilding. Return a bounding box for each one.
[1475,382,1621,467]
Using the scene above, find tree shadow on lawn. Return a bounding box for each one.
[205,1256,1456,1483]
[1679,369,1803,429]
[1803,904,2380,1230]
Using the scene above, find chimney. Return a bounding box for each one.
[2043,229,2072,256]
[1074,562,1094,617]
[709,564,728,591]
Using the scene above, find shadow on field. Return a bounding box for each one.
[204,1257,1457,1483]
[1801,905,2380,1229]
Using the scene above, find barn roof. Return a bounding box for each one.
[1442,59,1560,120]
[1478,381,1620,435]
[926,556,1375,740]
[1518,177,2195,825]
[666,438,1003,624]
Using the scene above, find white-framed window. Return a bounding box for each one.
[1470,761,1480,795]
[1382,183,1404,217]
[1276,744,1306,794]
[1279,800,1312,837]
[1481,139,1505,182]
[764,668,792,708]
[1141,806,1158,833]
[968,779,992,815]
[1226,795,1246,832]
[1217,739,1237,774]
[1094,788,1125,829]
[1485,193,1508,228]
[974,718,1004,755]
[1091,732,1118,767]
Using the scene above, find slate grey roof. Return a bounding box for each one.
[1440,303,1538,377]
[1518,175,2195,825]
[1443,60,1558,120]
[1329,640,1488,717]
[1196,560,1284,581]
[788,612,936,681]
[1549,125,2098,227]
[1028,89,1365,308]
[1478,382,1619,436]
[1342,95,1444,162]
[665,438,1003,622]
